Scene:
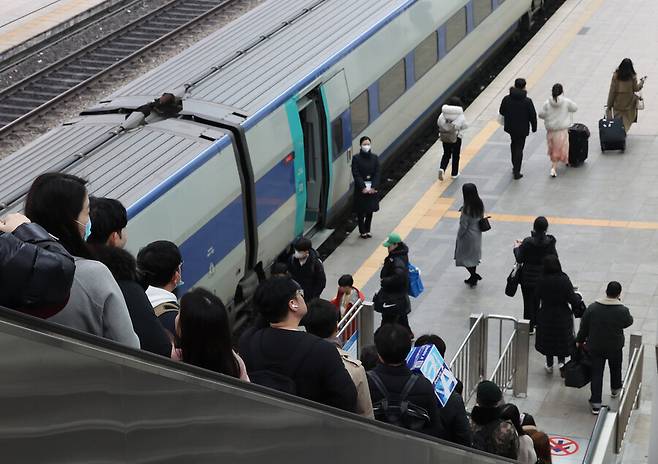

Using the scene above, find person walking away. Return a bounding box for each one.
[174,288,249,380]
[351,136,380,238]
[576,281,633,414]
[455,183,484,287]
[24,173,139,348]
[303,299,374,418]
[607,58,646,132]
[470,380,519,459]
[535,255,583,375]
[499,78,538,179]
[499,403,537,464]
[238,276,357,411]
[288,237,326,300]
[376,232,411,332]
[330,274,365,316]
[514,216,557,334]
[538,84,578,177]
[437,97,468,181]
[367,324,446,439]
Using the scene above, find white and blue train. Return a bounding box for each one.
[0,0,544,313]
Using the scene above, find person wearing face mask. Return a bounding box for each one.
[137,240,184,341]
[351,136,380,238]
[23,173,139,348]
[287,237,326,301]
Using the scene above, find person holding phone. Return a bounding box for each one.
[351,136,380,238]
[607,58,646,132]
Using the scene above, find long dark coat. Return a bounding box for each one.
[455,211,482,268]
[535,272,582,357]
[351,150,380,214]
[514,233,557,288]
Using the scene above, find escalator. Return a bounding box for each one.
[0,306,512,463]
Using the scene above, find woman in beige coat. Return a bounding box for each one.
[607,58,646,132]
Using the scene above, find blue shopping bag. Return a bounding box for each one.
[407,262,424,298]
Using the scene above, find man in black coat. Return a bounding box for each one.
[499,78,537,179]
[376,232,411,332]
[288,237,326,300]
[0,213,75,315]
[368,323,446,440]
[576,281,633,414]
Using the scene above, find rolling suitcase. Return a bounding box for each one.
[568,123,590,166]
[599,110,626,152]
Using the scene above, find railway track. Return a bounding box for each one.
[0,0,239,137]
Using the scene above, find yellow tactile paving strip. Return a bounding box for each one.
[0,0,107,53]
[352,0,606,290]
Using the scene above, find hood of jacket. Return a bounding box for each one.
[510,87,527,100]
[595,297,624,306]
[90,244,137,282]
[441,104,464,120]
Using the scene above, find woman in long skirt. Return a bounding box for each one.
[538,83,577,178]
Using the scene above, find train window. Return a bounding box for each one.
[331,117,343,156]
[350,90,369,138]
[414,32,438,81]
[445,7,467,52]
[473,0,493,26]
[379,60,406,113]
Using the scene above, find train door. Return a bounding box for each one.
[297,89,330,232]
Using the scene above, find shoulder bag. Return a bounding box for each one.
[478,216,492,232]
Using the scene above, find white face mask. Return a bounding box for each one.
[361,144,371,153]
[294,251,308,260]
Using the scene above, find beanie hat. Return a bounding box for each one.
[476,380,502,408]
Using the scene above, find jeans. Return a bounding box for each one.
[440,139,462,176]
[510,135,527,175]
[589,349,623,406]
[546,356,566,367]
[520,284,539,329]
[357,212,373,235]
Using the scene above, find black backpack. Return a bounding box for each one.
[367,371,431,431]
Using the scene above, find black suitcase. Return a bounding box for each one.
[568,123,590,166]
[599,114,626,152]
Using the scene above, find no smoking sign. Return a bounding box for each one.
[550,436,580,457]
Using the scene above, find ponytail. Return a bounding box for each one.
[552,83,563,102]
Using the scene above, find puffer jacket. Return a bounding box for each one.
[538,96,578,131]
[380,242,409,294]
[0,223,75,315]
[437,105,468,139]
[514,233,557,288]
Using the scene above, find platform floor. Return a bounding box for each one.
[0,0,110,56]
[322,0,656,462]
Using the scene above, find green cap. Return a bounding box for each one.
[382,232,402,248]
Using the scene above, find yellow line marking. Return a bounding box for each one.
[351,0,606,289]
[443,211,658,230]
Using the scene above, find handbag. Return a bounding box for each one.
[478,216,492,232]
[571,291,586,318]
[505,263,522,297]
[564,346,591,388]
[407,262,424,298]
[636,92,645,110]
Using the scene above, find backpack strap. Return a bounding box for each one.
[367,370,389,398]
[153,301,179,318]
[399,374,420,402]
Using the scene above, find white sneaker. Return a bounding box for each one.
[550,168,557,177]
[558,362,565,370]
[438,169,444,181]
[451,173,460,179]
[544,364,553,374]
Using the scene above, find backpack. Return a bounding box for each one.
[245,329,317,395]
[407,262,424,298]
[472,419,519,459]
[367,371,431,431]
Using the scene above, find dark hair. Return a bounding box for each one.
[446,96,463,107]
[293,237,312,252]
[88,197,127,245]
[303,299,339,339]
[616,58,636,81]
[528,430,552,463]
[414,334,447,357]
[543,254,562,274]
[136,240,182,288]
[462,183,484,218]
[533,216,548,234]
[179,288,239,378]
[253,276,300,324]
[552,83,563,102]
[91,245,138,282]
[25,172,92,259]
[338,274,354,287]
[271,261,289,276]
[499,403,525,436]
[374,323,412,364]
[359,136,371,145]
[360,344,379,371]
[606,281,622,298]
[514,78,527,89]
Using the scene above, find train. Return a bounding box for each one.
[0,0,545,320]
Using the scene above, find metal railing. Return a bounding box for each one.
[616,333,644,454]
[336,300,375,359]
[449,314,530,402]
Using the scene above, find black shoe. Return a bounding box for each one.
[513,173,524,180]
[475,273,482,281]
[464,277,478,287]
[359,233,368,239]
[365,233,372,238]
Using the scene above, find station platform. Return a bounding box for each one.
[0,0,118,59]
[322,0,657,462]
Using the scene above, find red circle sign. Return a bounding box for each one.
[550,436,580,456]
